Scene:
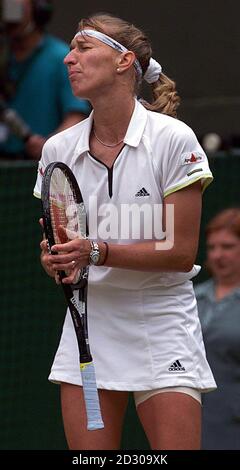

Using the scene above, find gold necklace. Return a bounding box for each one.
[93,128,124,148]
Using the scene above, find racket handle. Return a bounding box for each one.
[80,362,104,431]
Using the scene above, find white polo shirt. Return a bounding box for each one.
[34,100,216,391]
[34,99,213,290]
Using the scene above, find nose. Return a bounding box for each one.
[209,246,223,261]
[64,49,77,66]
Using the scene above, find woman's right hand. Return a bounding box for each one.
[40,238,56,277]
[39,219,60,284]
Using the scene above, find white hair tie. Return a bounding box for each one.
[144,58,162,84]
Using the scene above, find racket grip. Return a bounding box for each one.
[80,362,104,431]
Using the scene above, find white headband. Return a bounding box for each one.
[75,29,162,83]
[75,29,142,78]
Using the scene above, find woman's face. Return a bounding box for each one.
[206,228,240,282]
[64,32,121,101]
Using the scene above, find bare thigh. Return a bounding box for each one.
[137,392,201,450]
[61,383,129,450]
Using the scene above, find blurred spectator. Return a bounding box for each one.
[195,208,240,449]
[0,0,90,160]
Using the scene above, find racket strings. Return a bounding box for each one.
[49,169,81,244]
[49,168,88,283]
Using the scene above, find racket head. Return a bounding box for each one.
[41,162,88,250]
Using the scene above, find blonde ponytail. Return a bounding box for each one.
[142,73,180,118]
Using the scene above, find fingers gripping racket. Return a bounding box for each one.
[41,162,104,431]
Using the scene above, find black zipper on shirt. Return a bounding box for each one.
[88,146,126,198]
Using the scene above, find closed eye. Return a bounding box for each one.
[70,37,93,51]
[78,45,91,51]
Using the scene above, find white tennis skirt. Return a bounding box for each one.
[49,280,216,392]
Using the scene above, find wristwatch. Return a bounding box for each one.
[89,241,100,265]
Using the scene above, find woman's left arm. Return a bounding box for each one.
[104,181,202,272]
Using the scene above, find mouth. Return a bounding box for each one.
[213,263,228,271]
[69,73,79,79]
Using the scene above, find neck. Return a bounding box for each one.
[92,95,135,142]
[93,128,124,147]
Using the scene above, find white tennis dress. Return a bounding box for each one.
[34,100,216,392]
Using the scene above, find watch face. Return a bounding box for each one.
[90,242,100,265]
[91,252,99,264]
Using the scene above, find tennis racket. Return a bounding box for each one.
[41,161,104,431]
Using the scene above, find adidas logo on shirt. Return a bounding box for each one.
[168,360,185,372]
[135,187,150,197]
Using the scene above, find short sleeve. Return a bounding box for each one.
[33,139,55,199]
[163,126,213,197]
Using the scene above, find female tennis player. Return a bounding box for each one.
[34,13,216,450]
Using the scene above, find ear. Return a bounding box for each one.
[115,51,136,74]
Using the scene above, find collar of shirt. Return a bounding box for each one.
[71,98,148,163]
